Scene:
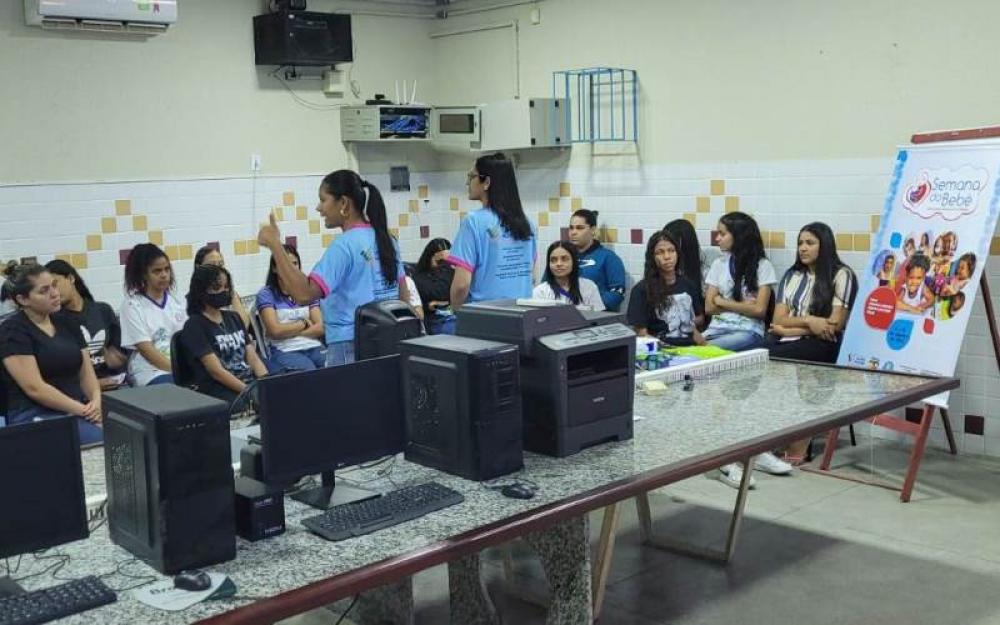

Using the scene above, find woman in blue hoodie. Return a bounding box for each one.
[568,209,627,311]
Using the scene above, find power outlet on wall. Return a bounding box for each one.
[251,154,262,172]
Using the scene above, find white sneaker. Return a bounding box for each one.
[719,463,756,489]
[754,452,793,475]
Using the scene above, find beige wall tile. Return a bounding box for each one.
[282,192,295,206]
[696,196,710,212]
[725,196,740,213]
[559,182,571,197]
[86,234,102,251]
[148,230,164,246]
[710,180,725,195]
[115,200,131,216]
[101,217,117,233]
[853,233,871,251]
[71,253,88,269]
[132,215,147,231]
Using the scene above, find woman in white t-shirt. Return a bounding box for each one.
[120,244,187,386]
[532,241,605,311]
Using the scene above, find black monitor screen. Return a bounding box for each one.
[0,417,89,559]
[257,355,404,486]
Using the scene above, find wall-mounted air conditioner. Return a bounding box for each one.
[24,0,178,35]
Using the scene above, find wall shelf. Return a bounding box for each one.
[552,67,638,144]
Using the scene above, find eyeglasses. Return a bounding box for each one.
[466,171,485,181]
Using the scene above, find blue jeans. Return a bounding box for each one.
[325,341,356,367]
[704,329,765,352]
[428,315,457,335]
[147,374,174,385]
[6,404,104,446]
[267,346,326,373]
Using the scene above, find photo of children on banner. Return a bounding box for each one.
[881,228,974,320]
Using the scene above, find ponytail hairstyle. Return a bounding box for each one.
[718,212,766,302]
[572,208,599,229]
[44,259,95,302]
[475,153,532,241]
[542,241,583,305]
[663,219,704,295]
[322,170,399,288]
[642,230,682,318]
[415,238,452,275]
[788,222,854,318]
[3,262,48,307]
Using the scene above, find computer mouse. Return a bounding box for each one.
[174,569,212,592]
[500,483,536,500]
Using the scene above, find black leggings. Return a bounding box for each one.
[766,335,841,364]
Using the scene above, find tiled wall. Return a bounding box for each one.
[2,159,999,456]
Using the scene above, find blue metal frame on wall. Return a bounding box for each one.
[552,67,638,143]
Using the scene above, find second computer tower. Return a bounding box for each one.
[399,335,523,481]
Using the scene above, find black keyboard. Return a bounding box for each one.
[0,576,117,625]
[302,481,465,541]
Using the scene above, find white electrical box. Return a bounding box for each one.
[340,105,432,142]
[474,98,567,152]
[431,106,480,146]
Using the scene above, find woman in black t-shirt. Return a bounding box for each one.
[46,259,127,391]
[179,265,268,407]
[412,238,456,335]
[0,263,103,445]
[627,230,707,346]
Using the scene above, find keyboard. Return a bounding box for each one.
[0,576,117,625]
[302,481,465,542]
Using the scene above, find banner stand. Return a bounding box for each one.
[808,126,1000,502]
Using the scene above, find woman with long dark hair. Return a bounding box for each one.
[412,238,456,334]
[119,243,187,386]
[567,209,626,311]
[448,153,537,310]
[663,218,706,296]
[256,244,325,371]
[532,241,604,310]
[257,170,410,366]
[627,231,704,345]
[46,259,127,390]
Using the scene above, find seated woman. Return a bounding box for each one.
[0,263,103,446]
[531,241,605,311]
[46,259,127,391]
[194,245,251,328]
[120,243,187,386]
[627,230,705,345]
[180,264,268,406]
[256,245,326,372]
[663,218,707,297]
[412,238,456,335]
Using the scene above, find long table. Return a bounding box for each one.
[18,360,956,624]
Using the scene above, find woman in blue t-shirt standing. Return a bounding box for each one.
[257,170,409,366]
[449,152,537,309]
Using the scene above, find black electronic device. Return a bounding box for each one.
[500,483,536,500]
[234,476,286,542]
[253,11,353,66]
[0,576,117,624]
[256,356,405,510]
[102,386,236,575]
[301,481,464,542]
[173,570,212,592]
[399,334,523,481]
[354,299,423,361]
[457,301,635,457]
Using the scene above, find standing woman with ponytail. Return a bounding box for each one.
[449,153,537,309]
[257,170,409,366]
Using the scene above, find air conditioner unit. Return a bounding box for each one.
[24,0,178,36]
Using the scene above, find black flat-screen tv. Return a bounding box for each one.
[254,12,353,66]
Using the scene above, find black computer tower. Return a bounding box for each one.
[103,386,236,575]
[400,335,523,481]
[355,299,424,360]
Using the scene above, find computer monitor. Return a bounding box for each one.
[0,417,88,594]
[256,355,405,509]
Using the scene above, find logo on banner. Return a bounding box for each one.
[901,167,990,220]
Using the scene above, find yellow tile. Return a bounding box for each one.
[399,214,410,227]
[603,228,618,243]
[759,230,771,246]
[538,212,550,227]
[248,240,260,254]
[389,227,400,238]
[770,231,786,249]
[835,233,854,252]
[274,207,285,221]
[559,182,571,197]
[296,206,308,220]
[178,244,193,261]
[86,234,101,251]
[710,180,725,195]
[115,200,131,216]
[282,192,295,206]
[725,196,740,213]
[871,215,881,233]
[309,220,321,234]
[990,236,1000,255]
[148,230,164,246]
[56,253,73,263]
[164,245,179,260]
[853,233,871,252]
[683,213,697,225]
[696,196,710,213]
[132,215,147,231]
[418,185,429,199]
[571,197,583,211]
[450,198,460,211]
[101,217,117,234]
[322,234,334,247]
[549,198,561,212]
[234,240,247,256]
[409,199,420,213]
[71,254,88,270]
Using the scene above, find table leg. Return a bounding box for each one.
[940,407,958,455]
[524,515,593,625]
[900,404,936,503]
[819,428,840,471]
[591,502,622,620]
[449,553,502,625]
[353,578,415,625]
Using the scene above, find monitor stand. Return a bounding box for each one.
[291,470,380,510]
[0,576,25,598]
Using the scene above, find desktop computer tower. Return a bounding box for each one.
[103,386,236,575]
[399,335,523,481]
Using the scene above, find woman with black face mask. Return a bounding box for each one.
[178,264,268,406]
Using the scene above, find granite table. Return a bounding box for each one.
[15,360,956,624]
